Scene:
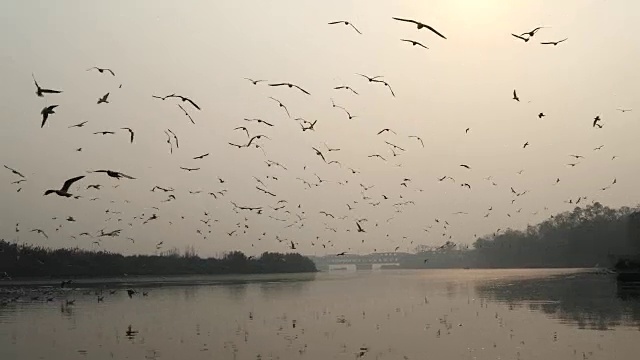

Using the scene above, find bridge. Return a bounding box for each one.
[309,252,413,271]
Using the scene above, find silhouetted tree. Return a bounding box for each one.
[0,241,316,278]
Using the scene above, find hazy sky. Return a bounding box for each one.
[1,0,640,257]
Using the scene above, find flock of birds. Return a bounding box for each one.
[1,15,633,258]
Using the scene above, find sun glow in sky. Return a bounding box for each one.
[1,0,640,257]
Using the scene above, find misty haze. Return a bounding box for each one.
[2,1,640,359]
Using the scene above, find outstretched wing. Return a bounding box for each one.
[424,24,447,39]
[392,17,418,25]
[184,97,201,110]
[118,172,136,179]
[294,85,311,95]
[60,175,85,192]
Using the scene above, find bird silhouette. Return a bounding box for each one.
[328,21,362,34]
[32,74,62,97]
[269,97,290,117]
[4,165,25,178]
[86,67,115,76]
[334,86,358,95]
[41,105,59,128]
[521,27,546,37]
[540,38,567,46]
[408,135,424,147]
[68,121,88,128]
[400,39,428,49]
[392,17,447,39]
[193,153,209,160]
[97,93,110,104]
[244,78,267,85]
[44,176,85,197]
[92,170,135,179]
[269,82,310,95]
[121,128,134,143]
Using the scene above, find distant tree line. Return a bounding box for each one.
[402,202,640,269]
[0,242,317,279]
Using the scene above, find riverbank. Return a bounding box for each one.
[0,241,317,279]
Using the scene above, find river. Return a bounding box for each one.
[1,269,639,359]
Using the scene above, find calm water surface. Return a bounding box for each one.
[1,269,639,360]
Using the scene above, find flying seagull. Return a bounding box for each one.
[41,105,59,128]
[32,74,62,97]
[540,38,567,46]
[94,131,115,135]
[400,39,428,49]
[513,90,519,101]
[356,74,384,82]
[193,153,209,160]
[68,121,88,128]
[121,128,134,143]
[97,93,110,104]
[334,86,358,95]
[4,165,25,178]
[377,128,396,135]
[408,135,424,147]
[86,67,115,76]
[328,20,362,34]
[91,170,135,179]
[392,17,447,39]
[44,175,85,197]
[244,118,274,127]
[269,97,290,117]
[312,147,326,162]
[269,82,311,95]
[460,164,471,169]
[165,94,201,110]
[521,27,546,37]
[244,78,267,85]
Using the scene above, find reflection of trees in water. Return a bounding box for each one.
[475,274,640,330]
